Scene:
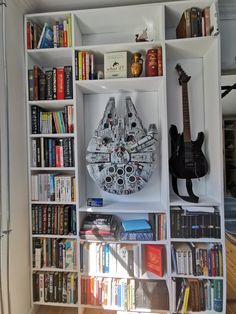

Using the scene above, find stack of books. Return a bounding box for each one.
[79,214,119,240]
[118,219,153,241]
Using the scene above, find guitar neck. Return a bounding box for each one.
[182,82,191,142]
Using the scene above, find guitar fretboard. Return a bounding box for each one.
[182,82,191,143]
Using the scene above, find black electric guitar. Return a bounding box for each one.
[169,64,208,202]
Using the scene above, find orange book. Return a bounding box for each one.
[144,244,165,277]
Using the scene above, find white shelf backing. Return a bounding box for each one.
[76,77,164,94]
[27,47,73,68]
[166,37,216,59]
[78,90,168,207]
[164,0,215,40]
[166,47,222,204]
[73,4,163,46]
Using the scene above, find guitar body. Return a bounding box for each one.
[169,124,208,179]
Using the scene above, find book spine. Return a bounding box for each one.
[78,51,83,80]
[39,70,46,100]
[56,68,65,99]
[28,69,34,100]
[64,66,73,99]
[45,70,53,100]
[33,65,39,100]
[157,47,163,76]
[53,68,57,100]
[75,51,78,80]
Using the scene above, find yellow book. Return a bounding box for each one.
[67,14,72,47]
[182,285,190,314]
[78,51,83,80]
[218,245,223,276]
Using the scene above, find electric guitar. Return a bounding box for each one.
[169,64,208,180]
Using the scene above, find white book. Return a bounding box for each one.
[37,23,47,49]
[117,244,128,276]
[39,273,44,302]
[109,243,117,275]
[188,250,193,275]
[107,277,112,306]
[35,247,42,269]
[89,242,97,273]
[210,1,219,36]
[133,245,139,278]
[65,239,74,270]
[54,176,60,202]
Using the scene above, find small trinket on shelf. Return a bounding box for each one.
[131,52,143,77]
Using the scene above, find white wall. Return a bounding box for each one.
[0,1,31,314]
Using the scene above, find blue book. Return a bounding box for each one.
[39,24,53,49]
[119,231,153,241]
[121,219,151,232]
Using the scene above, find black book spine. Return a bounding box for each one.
[44,138,49,167]
[64,65,73,99]
[44,272,49,302]
[68,137,74,167]
[28,69,34,101]
[33,272,39,301]
[64,206,69,234]
[63,138,70,167]
[36,138,41,167]
[31,105,40,134]
[38,205,42,234]
[53,272,59,302]
[45,70,53,100]
[216,212,221,239]
[58,272,63,303]
[49,272,54,302]
[53,67,57,100]
[64,106,69,133]
[39,69,46,100]
[47,205,52,234]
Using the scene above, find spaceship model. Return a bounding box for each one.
[86,96,158,195]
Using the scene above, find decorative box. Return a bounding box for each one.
[104,51,127,79]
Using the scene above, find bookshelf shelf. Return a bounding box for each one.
[33,302,78,307]
[78,201,166,213]
[76,77,163,94]
[33,267,78,272]
[31,201,76,205]
[30,134,75,138]
[79,239,168,245]
[32,234,77,238]
[172,274,224,280]
[30,167,75,171]
[25,0,225,312]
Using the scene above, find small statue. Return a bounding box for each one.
[135,28,149,42]
[131,52,143,77]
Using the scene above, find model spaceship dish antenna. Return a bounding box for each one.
[86,97,158,195]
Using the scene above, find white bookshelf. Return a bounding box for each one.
[25,0,225,313]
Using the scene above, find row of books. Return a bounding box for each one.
[175,278,223,313]
[176,4,218,39]
[32,204,77,235]
[28,65,73,101]
[31,174,76,202]
[27,16,72,49]
[171,243,223,277]
[31,105,74,134]
[32,138,74,168]
[33,271,77,304]
[170,207,221,238]
[33,238,77,270]
[80,242,140,277]
[80,277,169,310]
[75,51,95,80]
[80,213,166,241]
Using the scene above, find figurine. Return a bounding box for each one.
[131,52,143,77]
[86,97,158,195]
[135,28,149,42]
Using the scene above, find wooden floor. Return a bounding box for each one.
[37,235,236,314]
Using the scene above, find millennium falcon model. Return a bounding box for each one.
[86,96,158,195]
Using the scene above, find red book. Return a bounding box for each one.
[56,67,64,99]
[157,47,163,76]
[27,21,31,49]
[145,49,158,77]
[55,144,61,167]
[144,244,165,277]
[210,247,216,276]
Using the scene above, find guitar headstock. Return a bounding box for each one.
[175,64,191,85]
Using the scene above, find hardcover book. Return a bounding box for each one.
[144,244,165,277]
[104,51,127,79]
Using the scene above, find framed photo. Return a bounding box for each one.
[104,51,127,79]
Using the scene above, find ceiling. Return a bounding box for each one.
[12,0,236,18]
